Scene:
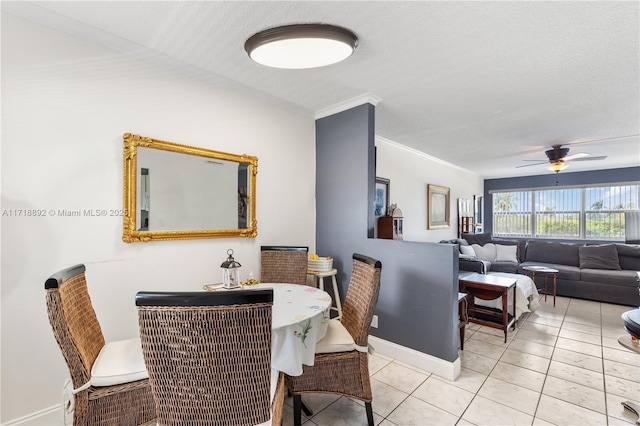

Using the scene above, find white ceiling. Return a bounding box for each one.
[4,1,639,179]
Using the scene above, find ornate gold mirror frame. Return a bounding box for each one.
[123,133,258,242]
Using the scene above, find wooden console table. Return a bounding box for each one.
[459,273,517,343]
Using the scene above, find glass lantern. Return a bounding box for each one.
[221,249,241,289]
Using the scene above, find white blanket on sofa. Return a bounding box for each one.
[472,272,540,320]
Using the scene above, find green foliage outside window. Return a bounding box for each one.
[493,185,638,240]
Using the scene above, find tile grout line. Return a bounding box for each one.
[526,297,555,424]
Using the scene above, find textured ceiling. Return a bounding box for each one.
[4,1,639,178]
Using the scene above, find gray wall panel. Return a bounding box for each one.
[316,104,459,363]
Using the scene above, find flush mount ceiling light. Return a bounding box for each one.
[546,161,569,173]
[245,24,358,69]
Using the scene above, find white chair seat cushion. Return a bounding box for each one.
[91,337,148,387]
[314,319,356,354]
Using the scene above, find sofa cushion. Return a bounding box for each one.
[459,258,490,274]
[460,245,475,256]
[462,233,493,246]
[579,245,621,270]
[493,238,526,263]
[495,244,518,263]
[616,244,640,271]
[472,243,496,262]
[580,269,640,287]
[491,262,519,273]
[457,238,470,246]
[525,241,581,267]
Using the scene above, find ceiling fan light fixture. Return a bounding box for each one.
[245,24,358,69]
[546,161,569,173]
[545,145,570,162]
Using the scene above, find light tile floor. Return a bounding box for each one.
[283,296,640,426]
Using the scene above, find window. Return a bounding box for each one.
[492,184,639,240]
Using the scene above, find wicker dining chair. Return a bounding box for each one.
[285,253,382,426]
[135,289,285,426]
[260,246,309,285]
[44,264,156,426]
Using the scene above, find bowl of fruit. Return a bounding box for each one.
[308,253,333,272]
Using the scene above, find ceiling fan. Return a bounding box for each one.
[517,144,608,173]
[516,134,639,173]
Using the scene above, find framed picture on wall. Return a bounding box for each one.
[375,177,390,216]
[427,184,450,229]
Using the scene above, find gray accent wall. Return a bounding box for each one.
[315,104,459,363]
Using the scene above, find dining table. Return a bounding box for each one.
[204,282,332,376]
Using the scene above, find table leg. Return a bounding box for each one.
[502,288,508,343]
[544,273,548,302]
[512,283,517,331]
[331,274,343,319]
[459,296,468,350]
[552,273,557,307]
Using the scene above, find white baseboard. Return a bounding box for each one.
[369,336,460,381]
[3,404,61,426]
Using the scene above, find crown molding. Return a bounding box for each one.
[375,135,480,175]
[315,93,382,120]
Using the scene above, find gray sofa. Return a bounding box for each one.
[455,234,640,307]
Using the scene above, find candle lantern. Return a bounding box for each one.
[221,249,241,289]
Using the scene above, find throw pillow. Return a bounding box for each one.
[462,233,492,246]
[495,244,518,263]
[579,245,622,270]
[471,243,496,262]
[460,245,475,257]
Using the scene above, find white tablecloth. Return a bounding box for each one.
[257,283,331,376]
[474,272,540,320]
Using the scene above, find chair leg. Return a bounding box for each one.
[365,402,374,426]
[293,394,302,426]
[301,400,314,417]
[289,389,312,417]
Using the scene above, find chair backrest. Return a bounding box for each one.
[341,254,382,347]
[136,289,274,426]
[260,246,309,285]
[45,264,106,389]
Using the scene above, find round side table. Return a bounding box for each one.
[307,268,343,319]
[523,266,558,307]
[618,309,640,424]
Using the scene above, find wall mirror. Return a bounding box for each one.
[474,195,484,233]
[123,133,258,242]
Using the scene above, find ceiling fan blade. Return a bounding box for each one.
[522,159,548,162]
[516,162,548,168]
[565,134,639,147]
[568,155,608,162]
[563,152,590,161]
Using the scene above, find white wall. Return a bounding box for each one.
[375,137,484,242]
[1,14,316,423]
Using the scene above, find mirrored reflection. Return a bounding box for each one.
[136,148,249,231]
